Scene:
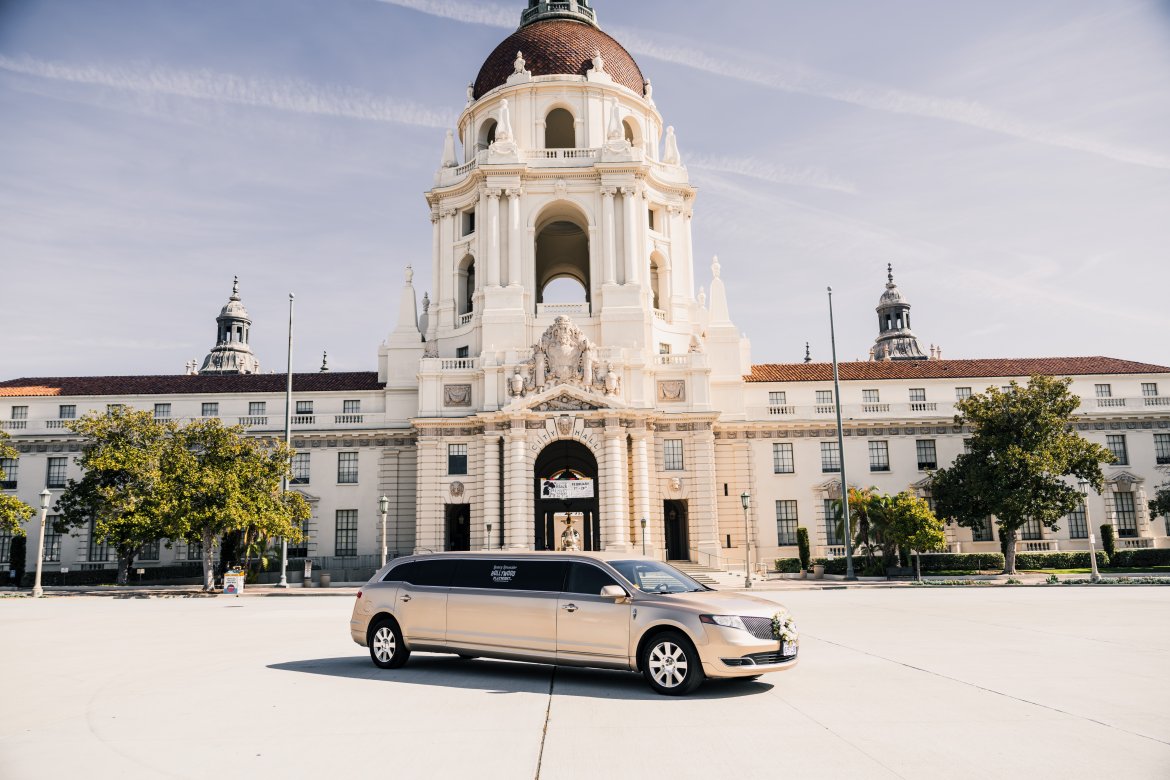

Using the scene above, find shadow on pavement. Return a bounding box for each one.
[268,654,773,701]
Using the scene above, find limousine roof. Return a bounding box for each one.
[390,552,651,563]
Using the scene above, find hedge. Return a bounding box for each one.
[1108,548,1170,568]
[19,564,204,588]
[1014,551,1109,570]
[811,553,1007,575]
[774,558,802,573]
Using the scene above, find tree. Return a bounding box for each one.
[165,419,308,591]
[56,409,175,585]
[0,431,35,537]
[1150,484,1170,523]
[931,375,1114,575]
[885,492,947,581]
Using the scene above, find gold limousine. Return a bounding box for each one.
[350,552,798,695]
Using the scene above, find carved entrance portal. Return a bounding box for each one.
[534,440,601,551]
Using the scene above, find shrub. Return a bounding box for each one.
[796,527,811,570]
[914,553,1005,573]
[8,535,27,588]
[774,558,802,574]
[1109,548,1170,568]
[1014,551,1109,570]
[1100,524,1116,559]
[19,563,203,588]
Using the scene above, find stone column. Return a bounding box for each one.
[631,428,653,555]
[487,190,502,288]
[601,187,617,285]
[428,212,440,339]
[481,434,501,550]
[507,188,523,287]
[603,422,630,551]
[438,210,455,308]
[622,186,640,286]
[504,425,531,549]
[414,433,445,553]
[689,427,721,565]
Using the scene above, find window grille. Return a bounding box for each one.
[448,444,468,476]
[1106,435,1128,466]
[772,443,794,474]
[291,453,310,485]
[775,501,799,546]
[47,457,67,489]
[820,442,841,473]
[335,510,359,557]
[916,440,937,470]
[337,452,359,484]
[868,441,890,472]
[664,440,685,471]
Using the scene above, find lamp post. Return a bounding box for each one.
[278,292,295,588]
[379,495,390,568]
[640,517,647,556]
[1078,479,1101,583]
[486,522,493,551]
[828,287,856,581]
[740,491,752,588]
[31,489,51,598]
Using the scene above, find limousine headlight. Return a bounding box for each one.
[699,615,747,631]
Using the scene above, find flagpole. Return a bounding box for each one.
[828,287,856,581]
[279,292,294,588]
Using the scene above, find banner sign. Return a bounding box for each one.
[541,479,595,499]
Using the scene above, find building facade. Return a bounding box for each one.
[3,0,1169,578]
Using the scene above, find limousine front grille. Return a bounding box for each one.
[745,650,796,665]
[740,616,776,641]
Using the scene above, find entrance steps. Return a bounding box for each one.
[668,561,722,587]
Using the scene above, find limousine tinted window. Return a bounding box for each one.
[611,560,705,594]
[384,559,455,587]
[565,562,620,596]
[452,559,567,592]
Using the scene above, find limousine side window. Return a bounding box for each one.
[384,559,455,586]
[452,559,567,592]
[565,562,622,596]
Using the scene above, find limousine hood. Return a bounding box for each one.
[642,590,787,617]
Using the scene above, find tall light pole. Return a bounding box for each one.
[31,489,51,598]
[279,292,295,589]
[486,522,493,551]
[379,495,390,567]
[828,287,856,581]
[1078,479,1101,583]
[740,492,752,588]
[640,517,647,556]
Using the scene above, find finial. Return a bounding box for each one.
[320,351,329,373]
[887,263,894,285]
[698,286,707,308]
[422,292,431,313]
[514,51,526,74]
[231,276,240,299]
[711,255,721,279]
[405,265,414,284]
[591,49,605,73]
[804,342,812,364]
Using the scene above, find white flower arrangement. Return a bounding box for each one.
[771,609,799,645]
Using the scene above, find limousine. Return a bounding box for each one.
[350,552,798,695]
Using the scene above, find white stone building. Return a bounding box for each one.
[2,0,1169,579]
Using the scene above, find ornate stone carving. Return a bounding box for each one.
[657,380,686,403]
[555,414,575,437]
[444,384,472,407]
[514,51,527,75]
[532,393,601,412]
[507,316,619,399]
[450,481,465,498]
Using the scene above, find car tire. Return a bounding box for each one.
[368,617,410,669]
[640,631,705,696]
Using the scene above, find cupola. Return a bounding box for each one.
[199,277,261,375]
[872,265,928,362]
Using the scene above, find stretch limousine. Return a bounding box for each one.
[350,552,799,695]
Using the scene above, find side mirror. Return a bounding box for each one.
[600,585,629,601]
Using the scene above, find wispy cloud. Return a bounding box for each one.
[0,54,457,129]
[374,0,1170,171]
[689,155,858,194]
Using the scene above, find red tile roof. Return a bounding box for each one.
[745,357,1170,383]
[0,372,384,398]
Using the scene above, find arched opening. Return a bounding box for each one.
[649,250,667,312]
[457,254,476,317]
[545,108,576,149]
[534,203,591,308]
[477,119,497,152]
[623,118,640,148]
[534,440,600,552]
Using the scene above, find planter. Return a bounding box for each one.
[319,572,332,588]
[800,569,807,580]
[813,564,825,580]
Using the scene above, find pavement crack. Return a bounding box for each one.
[533,665,556,780]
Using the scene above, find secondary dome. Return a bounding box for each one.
[473,19,646,100]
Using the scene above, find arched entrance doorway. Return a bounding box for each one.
[534,440,601,551]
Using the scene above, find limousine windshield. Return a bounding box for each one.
[610,560,707,594]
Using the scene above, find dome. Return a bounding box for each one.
[473,19,645,100]
[879,285,906,307]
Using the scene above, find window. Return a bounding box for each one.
[664,440,685,471]
[1142,383,1159,397]
[89,519,109,562]
[1114,491,1137,538]
[1067,505,1087,539]
[9,405,27,421]
[42,522,62,562]
[1021,518,1042,540]
[452,559,568,592]
[201,403,219,418]
[772,443,794,474]
[384,559,456,587]
[862,390,880,404]
[147,403,169,420]
[46,457,67,489]
[971,519,993,542]
[291,453,310,485]
[0,531,10,564]
[296,401,314,416]
[659,343,671,356]
[816,390,834,406]
[249,402,266,417]
[869,441,890,472]
[335,510,359,557]
[455,346,470,359]
[462,209,476,236]
[337,452,359,484]
[909,388,927,403]
[956,387,973,401]
[138,539,160,561]
[820,442,841,473]
[448,444,468,476]
[564,562,619,596]
[916,440,938,470]
[1095,384,1112,398]
[1106,435,1129,466]
[187,542,202,561]
[1155,434,1170,465]
[776,500,799,546]
[0,458,16,490]
[822,499,843,546]
[647,208,656,231]
[963,438,974,454]
[343,400,361,414]
[58,405,76,419]
[768,391,787,406]
[106,404,124,414]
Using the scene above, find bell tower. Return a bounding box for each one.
[198,277,260,375]
[872,265,927,361]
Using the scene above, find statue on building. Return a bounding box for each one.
[604,363,621,396]
[514,51,527,74]
[663,126,682,166]
[496,99,514,143]
[591,48,606,74]
[508,316,620,399]
[559,515,582,551]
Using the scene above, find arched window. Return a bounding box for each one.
[534,203,591,309]
[477,119,498,152]
[545,108,576,149]
[649,259,661,310]
[457,255,476,316]
[649,250,668,313]
[623,119,637,145]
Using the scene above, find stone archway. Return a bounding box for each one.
[533,440,601,551]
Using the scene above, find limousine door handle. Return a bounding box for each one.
[400,595,412,603]
[562,603,578,613]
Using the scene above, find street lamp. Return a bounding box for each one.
[31,489,51,598]
[640,518,647,556]
[740,491,752,588]
[1078,479,1101,583]
[486,522,493,551]
[378,495,390,568]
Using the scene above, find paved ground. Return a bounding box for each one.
[2,588,1168,779]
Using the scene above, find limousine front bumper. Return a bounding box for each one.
[697,623,800,679]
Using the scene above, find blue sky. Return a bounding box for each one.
[2,0,1168,377]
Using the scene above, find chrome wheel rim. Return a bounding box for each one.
[373,627,396,663]
[648,641,688,688]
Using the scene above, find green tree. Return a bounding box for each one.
[57,409,175,585]
[165,419,308,591]
[0,431,35,537]
[931,376,1114,574]
[1150,484,1170,523]
[885,492,948,581]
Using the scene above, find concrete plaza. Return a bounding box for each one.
[2,587,1168,779]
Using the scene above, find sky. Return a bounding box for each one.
[1,0,1168,378]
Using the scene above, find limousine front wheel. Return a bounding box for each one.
[641,631,705,696]
[369,617,410,669]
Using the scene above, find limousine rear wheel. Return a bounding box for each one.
[369,617,410,670]
[641,631,705,696]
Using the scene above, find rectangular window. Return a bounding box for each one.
[1106,435,1129,466]
[820,441,841,473]
[296,401,314,416]
[0,458,16,490]
[42,520,62,562]
[1142,383,1159,397]
[89,519,109,562]
[187,542,202,561]
[822,499,843,546]
[1067,505,1087,539]
[448,444,468,476]
[1155,434,1170,465]
[106,404,124,414]
[776,500,799,546]
[0,531,10,564]
[58,404,76,419]
[291,453,310,485]
[337,452,359,484]
[1095,384,1112,398]
[956,387,973,401]
[462,209,476,236]
[772,442,794,474]
[343,400,361,414]
[335,510,359,557]
[862,389,880,404]
[456,346,470,359]
[647,208,656,231]
[153,403,171,419]
[664,440,685,471]
[201,403,219,418]
[768,391,787,406]
[971,519,994,542]
[869,441,890,472]
[46,457,67,489]
[249,401,266,416]
[138,539,160,561]
[916,440,938,470]
[10,405,27,420]
[1021,518,1042,541]
[658,343,672,355]
[816,390,834,406]
[909,388,927,403]
[963,438,974,454]
[1114,491,1137,537]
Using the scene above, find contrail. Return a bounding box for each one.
[376,0,1170,171]
[0,54,458,129]
[689,155,858,195]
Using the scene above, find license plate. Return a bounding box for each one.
[782,642,796,656]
